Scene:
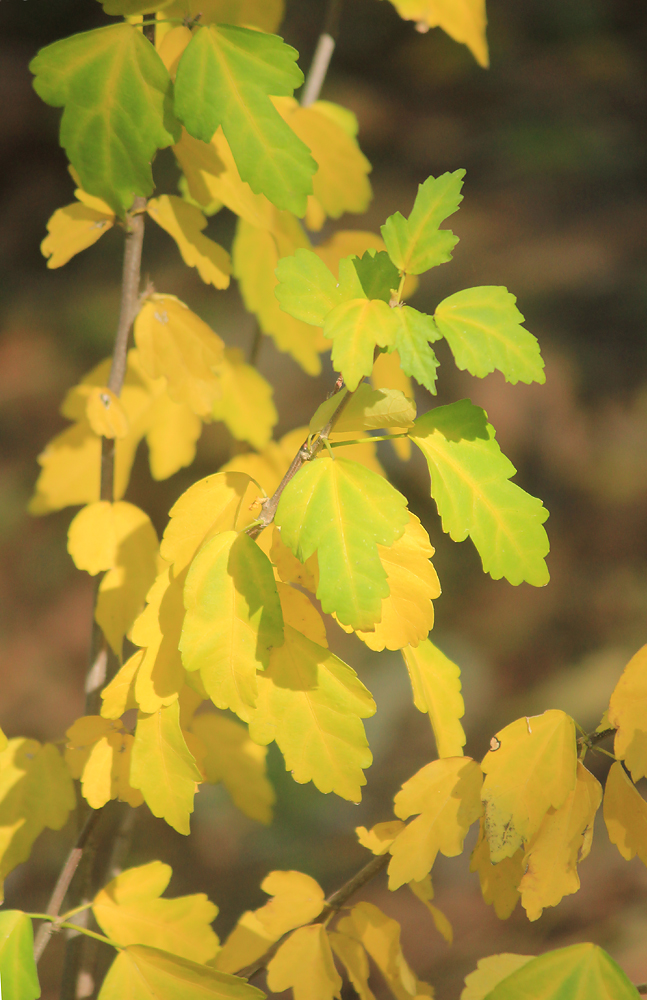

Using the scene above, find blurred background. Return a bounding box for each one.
[1,0,647,996]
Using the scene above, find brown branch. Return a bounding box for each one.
[577,727,616,748]
[636,984,647,995]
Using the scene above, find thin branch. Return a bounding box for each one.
[577,727,616,748]
[301,0,344,106]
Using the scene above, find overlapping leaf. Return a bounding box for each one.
[333,384,416,433]
[469,818,524,920]
[212,348,278,450]
[104,0,284,32]
[371,348,414,460]
[402,639,466,756]
[383,0,489,68]
[267,924,342,1000]
[461,954,534,1000]
[329,932,375,1000]
[275,455,409,631]
[608,644,647,782]
[174,25,315,214]
[99,945,264,1000]
[603,760,647,868]
[325,297,401,391]
[41,199,114,268]
[411,399,550,586]
[408,875,453,943]
[147,196,231,289]
[0,910,40,1000]
[381,171,464,275]
[30,24,180,215]
[392,307,441,394]
[65,715,143,809]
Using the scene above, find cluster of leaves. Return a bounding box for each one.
[2,1,646,998]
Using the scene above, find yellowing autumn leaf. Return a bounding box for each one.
[191,713,275,824]
[356,820,406,855]
[270,527,318,593]
[130,565,186,713]
[267,924,342,1000]
[336,902,430,1000]
[608,643,647,783]
[408,875,453,943]
[402,640,466,757]
[161,0,284,32]
[518,762,601,921]
[480,710,577,862]
[383,0,489,68]
[387,756,483,889]
[461,954,534,1000]
[277,581,327,647]
[371,348,414,461]
[93,861,219,962]
[130,700,202,835]
[469,818,523,920]
[65,715,143,809]
[84,386,129,438]
[248,625,375,802]
[99,945,264,1000]
[212,348,278,450]
[101,650,141,719]
[181,531,284,722]
[324,297,400,392]
[147,195,231,288]
[603,760,647,868]
[41,200,114,268]
[329,932,376,1000]
[0,738,75,899]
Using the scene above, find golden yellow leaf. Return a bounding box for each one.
[41,201,114,268]
[402,639,466,757]
[328,932,376,1000]
[0,739,75,899]
[213,909,275,974]
[144,384,203,480]
[84,386,130,438]
[130,701,202,835]
[371,348,413,460]
[99,654,138,721]
[135,294,224,417]
[130,565,187,713]
[603,760,647,867]
[267,924,342,1000]
[270,527,319,593]
[65,715,143,809]
[608,643,647,782]
[469,818,523,920]
[356,820,405,855]
[277,582,327,647]
[211,348,278,450]
[156,25,192,78]
[221,428,307,503]
[93,860,219,962]
[408,876,453,943]
[336,902,430,1000]
[480,710,578,862]
[388,757,483,889]
[64,715,115,778]
[191,713,275,824]
[147,196,231,289]
[384,0,489,68]
[518,762,601,921]
[460,954,534,1000]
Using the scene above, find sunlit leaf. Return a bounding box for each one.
[381,171,464,275]
[460,954,533,1000]
[84,386,129,439]
[267,924,342,1000]
[274,248,343,328]
[99,945,264,1000]
[403,639,466,756]
[355,820,406,855]
[147,196,231,289]
[337,902,430,1000]
[31,24,180,215]
[65,715,143,809]
[371,348,414,460]
[324,297,400,391]
[608,644,647,783]
[127,566,186,713]
[603,760,647,868]
[393,307,441,394]
[411,399,550,586]
[41,200,114,268]
[469,818,523,920]
[480,710,577,862]
[101,650,141,719]
[211,348,278,450]
[333,384,416,433]
[383,0,488,68]
[387,757,483,889]
[93,861,219,962]
[0,910,40,1000]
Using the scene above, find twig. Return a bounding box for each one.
[577,727,616,748]
[235,852,390,980]
[301,0,344,106]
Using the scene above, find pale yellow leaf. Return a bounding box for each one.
[130,565,187,713]
[460,955,534,1000]
[157,25,192,78]
[256,870,325,938]
[388,757,483,889]
[147,196,230,289]
[336,902,427,1000]
[41,201,114,268]
[371,349,413,461]
[385,0,489,68]
[85,386,130,438]
[469,818,523,920]
[101,649,142,719]
[403,639,466,757]
[603,759,647,867]
[267,924,342,1000]
[65,715,116,777]
[608,643,647,782]
[408,876,453,943]
[277,582,327,647]
[213,909,276,975]
[211,348,277,450]
[144,387,203,481]
[65,716,143,808]
[356,820,405,855]
[328,931,376,1000]
[270,527,318,593]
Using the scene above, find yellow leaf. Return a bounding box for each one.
[64,715,143,808]
[129,565,187,714]
[157,24,192,78]
[212,348,278,450]
[100,651,139,719]
[221,428,307,502]
[402,640,466,757]
[408,876,453,943]
[328,932,376,1000]
[0,739,75,899]
[480,710,578,863]
[100,944,263,1000]
[144,386,203,481]
[147,196,231,289]
[385,0,489,68]
[41,201,114,268]
[135,294,224,417]
[267,924,342,1000]
[603,759,647,867]
[371,348,413,460]
[460,954,534,1000]
[271,527,319,593]
[164,0,285,33]
[339,515,440,652]
[336,902,429,1000]
[277,582,327,647]
[191,713,275,824]
[248,626,375,802]
[85,386,130,438]
[388,757,483,889]
[214,909,276,974]
[130,701,202,835]
[608,643,647,782]
[356,820,406,855]
[181,531,284,723]
[518,762,601,921]
[93,860,219,962]
[65,714,114,774]
[469,818,523,920]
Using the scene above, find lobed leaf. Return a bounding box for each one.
[392,306,441,394]
[603,760,647,868]
[408,876,453,943]
[461,954,534,1000]
[383,0,488,68]
[41,200,114,268]
[403,639,466,756]
[324,297,400,391]
[329,932,376,1000]
[334,384,416,433]
[469,818,524,920]
[99,945,265,1000]
[147,196,231,289]
[352,250,400,303]
[212,348,278,450]
[608,643,647,782]
[267,925,342,1000]
[0,911,40,1000]
[274,248,342,327]
[370,348,414,460]
[381,171,464,275]
[65,716,143,809]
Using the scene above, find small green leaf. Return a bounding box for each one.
[0,911,40,1000]
[174,25,315,214]
[381,171,465,275]
[411,400,549,586]
[324,298,401,391]
[435,286,545,384]
[309,389,349,435]
[275,249,342,326]
[393,306,441,394]
[275,455,409,631]
[30,24,180,217]
[352,251,400,303]
[334,384,415,432]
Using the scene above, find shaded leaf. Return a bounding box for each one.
[0,910,40,1000]
[212,348,278,450]
[275,248,342,327]
[65,716,143,809]
[130,566,187,713]
[99,945,264,1000]
[381,171,464,275]
[408,875,453,943]
[84,386,129,439]
[603,760,647,868]
[141,0,284,31]
[334,384,416,433]
[469,818,523,920]
[101,651,141,719]
[337,902,429,1000]
[403,639,466,756]
[147,196,231,289]
[371,348,414,460]
[352,251,400,303]
[267,925,342,1000]
[277,581,328,647]
[329,932,376,1000]
[384,0,488,68]
[608,644,647,783]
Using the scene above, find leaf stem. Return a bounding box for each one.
[30,914,118,950]
[329,433,411,447]
[301,0,344,106]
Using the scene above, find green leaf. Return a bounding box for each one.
[99,945,265,1000]
[275,249,342,327]
[393,306,441,394]
[0,911,40,1000]
[434,286,545,385]
[174,25,315,214]
[381,171,465,275]
[30,25,180,217]
[410,400,549,586]
[477,943,640,1000]
[324,298,401,391]
[334,384,416,433]
[309,389,350,435]
[180,531,284,722]
[275,455,409,631]
[352,251,400,303]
